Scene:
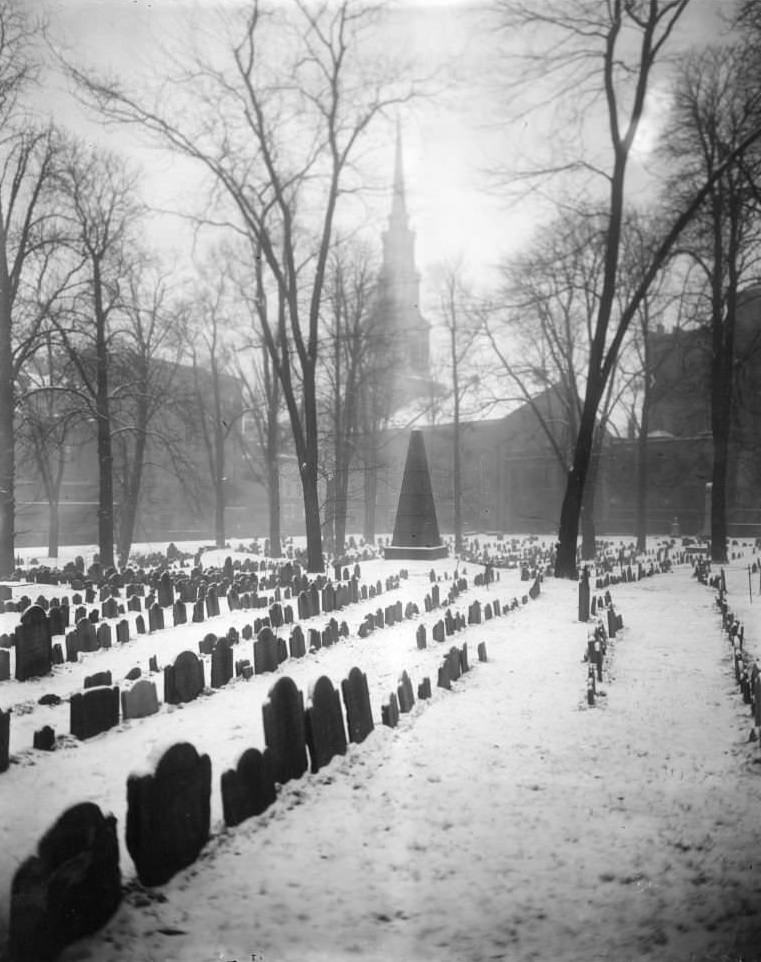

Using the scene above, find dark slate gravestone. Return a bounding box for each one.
[415,624,427,650]
[262,676,307,786]
[135,614,146,635]
[125,667,141,681]
[477,642,488,662]
[417,677,432,700]
[0,584,11,603]
[447,647,462,682]
[48,606,66,637]
[305,675,347,774]
[128,596,142,613]
[97,623,112,649]
[101,597,119,620]
[432,620,445,643]
[33,725,55,751]
[308,628,321,652]
[397,671,415,713]
[14,604,52,681]
[116,619,130,644]
[437,663,451,690]
[460,643,470,674]
[270,603,283,628]
[468,601,482,625]
[205,586,220,618]
[529,576,541,601]
[254,627,280,674]
[158,572,174,608]
[382,692,400,728]
[297,591,311,621]
[149,655,159,673]
[8,802,121,962]
[164,650,205,705]
[198,633,217,656]
[341,667,374,744]
[221,747,277,828]
[578,567,590,622]
[0,648,9,681]
[70,686,120,740]
[0,707,9,772]
[289,625,306,659]
[148,604,164,632]
[126,741,211,887]
[121,680,160,720]
[242,623,253,641]
[65,631,80,663]
[51,643,63,665]
[173,601,187,627]
[192,600,205,623]
[84,670,112,690]
[211,637,233,689]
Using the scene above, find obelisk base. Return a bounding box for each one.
[384,544,448,561]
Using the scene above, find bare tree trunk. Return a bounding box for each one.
[556,395,598,577]
[302,463,323,571]
[0,208,14,578]
[117,425,147,566]
[48,499,60,559]
[94,260,115,570]
[268,453,281,556]
[635,368,650,553]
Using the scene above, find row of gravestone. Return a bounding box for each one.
[415,587,538,652]
[7,630,491,961]
[6,665,370,959]
[712,581,761,736]
[583,604,620,707]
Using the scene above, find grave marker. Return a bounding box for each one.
[126,741,211,887]
[221,748,277,827]
[262,676,307,785]
[305,675,347,773]
[341,667,374,744]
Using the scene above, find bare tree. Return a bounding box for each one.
[112,264,187,565]
[51,141,143,570]
[664,41,761,562]
[319,242,377,557]
[66,1,419,572]
[497,0,761,577]
[183,276,244,549]
[433,263,483,554]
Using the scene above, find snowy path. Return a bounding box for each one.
[52,566,761,962]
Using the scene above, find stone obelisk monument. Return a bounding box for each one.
[384,430,448,561]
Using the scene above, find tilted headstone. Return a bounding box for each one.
[477,641,488,662]
[70,686,120,740]
[121,680,160,720]
[432,620,445,643]
[437,663,451,690]
[417,677,431,700]
[211,637,233,689]
[262,676,307,785]
[341,667,374,744]
[305,675,347,773]
[221,747,277,828]
[8,802,121,962]
[126,742,211,887]
[84,670,112,689]
[164,650,205,705]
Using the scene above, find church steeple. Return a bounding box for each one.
[391,117,408,228]
[376,120,431,391]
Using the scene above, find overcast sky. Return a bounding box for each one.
[34,0,725,313]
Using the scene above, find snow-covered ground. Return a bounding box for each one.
[2,538,761,962]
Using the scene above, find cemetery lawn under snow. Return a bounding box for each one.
[2,541,761,962]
